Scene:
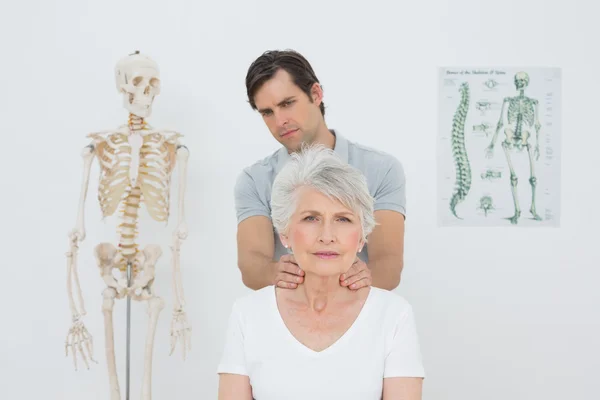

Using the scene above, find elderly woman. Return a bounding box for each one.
[217,144,425,399]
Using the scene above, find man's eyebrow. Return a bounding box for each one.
[277,96,295,106]
[258,97,296,114]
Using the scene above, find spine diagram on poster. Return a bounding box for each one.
[449,82,472,218]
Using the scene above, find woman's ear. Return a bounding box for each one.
[279,233,289,249]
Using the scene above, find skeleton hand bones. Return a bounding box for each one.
[65,313,97,371]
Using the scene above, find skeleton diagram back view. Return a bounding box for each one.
[64,51,191,400]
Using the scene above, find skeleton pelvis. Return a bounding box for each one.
[95,242,161,295]
[95,243,143,273]
[504,127,530,144]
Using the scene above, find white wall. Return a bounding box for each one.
[2,0,598,398]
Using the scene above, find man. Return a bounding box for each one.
[235,49,407,291]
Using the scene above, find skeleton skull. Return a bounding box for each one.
[115,51,161,118]
[514,72,529,90]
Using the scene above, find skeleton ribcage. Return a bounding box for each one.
[138,133,176,222]
[91,131,177,222]
[95,133,131,217]
[507,98,535,127]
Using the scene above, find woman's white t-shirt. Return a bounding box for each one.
[217,286,425,399]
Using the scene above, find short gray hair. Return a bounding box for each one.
[271,144,376,241]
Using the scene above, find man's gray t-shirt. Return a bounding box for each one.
[234,131,406,263]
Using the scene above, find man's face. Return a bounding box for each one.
[253,69,323,152]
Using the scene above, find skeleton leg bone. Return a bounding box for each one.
[141,296,166,400]
[526,143,542,221]
[501,141,521,224]
[102,287,121,400]
[95,243,123,400]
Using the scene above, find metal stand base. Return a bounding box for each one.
[126,262,132,400]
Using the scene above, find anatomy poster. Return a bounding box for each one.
[437,67,561,227]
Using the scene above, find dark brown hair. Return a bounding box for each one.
[245,49,325,116]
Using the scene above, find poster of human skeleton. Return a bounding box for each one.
[437,67,561,227]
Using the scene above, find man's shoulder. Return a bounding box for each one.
[347,139,403,171]
[239,148,280,177]
[234,149,282,192]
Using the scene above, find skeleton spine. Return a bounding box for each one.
[515,113,523,140]
[118,186,141,260]
[117,114,146,263]
[449,82,472,218]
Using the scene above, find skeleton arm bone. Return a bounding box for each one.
[65,144,97,369]
[489,98,508,148]
[169,144,191,358]
[70,144,95,241]
[486,97,508,157]
[175,144,189,238]
[533,99,541,159]
[66,144,95,318]
[172,144,189,309]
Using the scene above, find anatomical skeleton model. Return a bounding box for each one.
[64,51,191,400]
[485,72,542,224]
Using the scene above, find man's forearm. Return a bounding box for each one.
[238,251,275,290]
[369,255,403,290]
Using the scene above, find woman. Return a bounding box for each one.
[217,144,425,399]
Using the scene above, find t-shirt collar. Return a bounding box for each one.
[275,130,349,174]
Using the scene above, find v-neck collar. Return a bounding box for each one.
[271,285,373,357]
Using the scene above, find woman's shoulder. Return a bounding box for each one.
[229,285,276,314]
[367,287,415,318]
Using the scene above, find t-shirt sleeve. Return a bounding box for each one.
[234,169,271,224]
[373,157,407,217]
[384,304,425,378]
[217,301,248,376]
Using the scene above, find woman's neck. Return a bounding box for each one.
[296,273,353,314]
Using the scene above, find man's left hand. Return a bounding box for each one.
[340,258,372,290]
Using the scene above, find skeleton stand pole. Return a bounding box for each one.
[126,261,132,400]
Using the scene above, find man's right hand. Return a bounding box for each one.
[272,254,304,289]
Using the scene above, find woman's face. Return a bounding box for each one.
[280,186,364,277]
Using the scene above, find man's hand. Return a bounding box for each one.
[340,258,372,290]
[272,254,304,289]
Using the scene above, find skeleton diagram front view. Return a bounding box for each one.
[437,66,562,227]
[484,72,542,224]
[64,51,191,400]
